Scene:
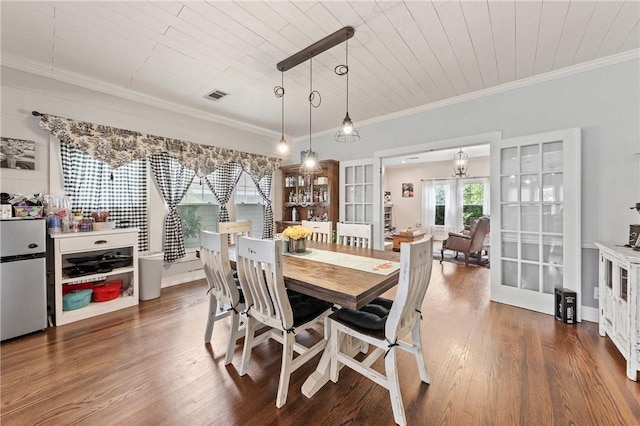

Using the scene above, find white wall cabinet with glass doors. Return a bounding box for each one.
[490,128,581,319]
[595,242,639,381]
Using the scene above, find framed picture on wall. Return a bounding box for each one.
[0,137,36,170]
[402,183,414,198]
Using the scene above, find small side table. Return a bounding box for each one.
[392,231,425,252]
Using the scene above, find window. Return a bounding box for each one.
[234,172,264,205]
[435,184,446,226]
[234,173,264,237]
[178,178,219,250]
[60,144,149,250]
[463,182,485,226]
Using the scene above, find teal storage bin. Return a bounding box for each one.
[63,289,93,311]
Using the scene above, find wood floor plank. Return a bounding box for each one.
[2,262,639,425]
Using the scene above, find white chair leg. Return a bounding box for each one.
[329,321,340,383]
[412,324,430,384]
[276,332,295,408]
[384,349,407,426]
[239,317,256,376]
[204,294,218,343]
[224,312,240,365]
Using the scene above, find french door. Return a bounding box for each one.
[340,158,382,248]
[490,128,581,319]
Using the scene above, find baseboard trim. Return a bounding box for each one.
[581,306,598,323]
[162,269,206,288]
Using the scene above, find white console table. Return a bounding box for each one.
[595,242,639,380]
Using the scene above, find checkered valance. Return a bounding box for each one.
[37,113,280,181]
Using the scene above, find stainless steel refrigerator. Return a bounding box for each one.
[0,218,47,340]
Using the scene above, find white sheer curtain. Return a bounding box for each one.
[421,180,435,235]
[481,177,490,215]
[444,179,463,234]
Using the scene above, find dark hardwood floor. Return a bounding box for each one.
[2,261,639,425]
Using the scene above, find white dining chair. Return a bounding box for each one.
[236,236,332,408]
[199,230,245,364]
[218,220,252,245]
[328,237,434,426]
[301,220,333,243]
[336,222,373,248]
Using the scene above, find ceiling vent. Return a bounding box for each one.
[205,89,228,101]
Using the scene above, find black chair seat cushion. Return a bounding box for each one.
[287,290,332,327]
[331,297,393,332]
[234,278,245,304]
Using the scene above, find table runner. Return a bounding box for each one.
[283,248,400,276]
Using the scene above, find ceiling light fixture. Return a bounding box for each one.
[334,38,360,143]
[300,58,322,175]
[274,71,289,155]
[453,148,470,177]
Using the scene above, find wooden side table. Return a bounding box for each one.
[392,231,425,252]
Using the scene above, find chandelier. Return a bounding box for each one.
[453,149,469,178]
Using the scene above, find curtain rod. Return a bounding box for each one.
[420,176,489,182]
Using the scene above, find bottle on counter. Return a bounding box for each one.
[292,207,298,221]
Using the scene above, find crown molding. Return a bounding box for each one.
[301,49,640,142]
[1,56,280,139]
[3,48,638,144]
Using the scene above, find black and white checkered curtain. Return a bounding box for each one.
[249,173,274,239]
[149,153,195,262]
[60,143,149,250]
[203,163,243,224]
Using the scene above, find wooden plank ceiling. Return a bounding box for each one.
[1,1,638,138]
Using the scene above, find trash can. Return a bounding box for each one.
[139,251,164,301]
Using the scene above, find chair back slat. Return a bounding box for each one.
[219,220,252,245]
[236,237,294,329]
[200,230,240,307]
[386,237,433,342]
[336,223,372,248]
[301,220,333,243]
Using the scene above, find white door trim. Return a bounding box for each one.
[372,131,503,249]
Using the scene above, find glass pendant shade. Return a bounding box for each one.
[335,39,360,143]
[453,149,470,177]
[277,134,289,154]
[275,71,289,155]
[299,150,322,175]
[335,112,360,143]
[300,58,322,175]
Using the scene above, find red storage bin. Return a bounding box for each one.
[62,282,94,295]
[92,280,123,302]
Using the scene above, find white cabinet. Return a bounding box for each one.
[595,242,639,381]
[49,229,139,326]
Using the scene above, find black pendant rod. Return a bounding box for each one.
[277,26,354,72]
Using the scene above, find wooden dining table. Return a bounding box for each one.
[276,240,402,397]
[229,239,401,397]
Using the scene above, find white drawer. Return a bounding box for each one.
[57,232,137,254]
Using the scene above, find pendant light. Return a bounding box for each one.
[334,38,360,143]
[275,72,289,155]
[300,58,322,175]
[453,148,470,178]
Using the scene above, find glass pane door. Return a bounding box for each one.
[490,128,581,318]
[342,163,374,224]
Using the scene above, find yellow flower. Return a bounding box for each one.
[282,225,312,240]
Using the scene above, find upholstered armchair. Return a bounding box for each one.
[440,216,490,266]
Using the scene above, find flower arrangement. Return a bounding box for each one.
[91,210,110,222]
[282,225,312,240]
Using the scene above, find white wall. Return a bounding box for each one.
[302,58,640,247]
[0,67,278,286]
[384,157,490,232]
